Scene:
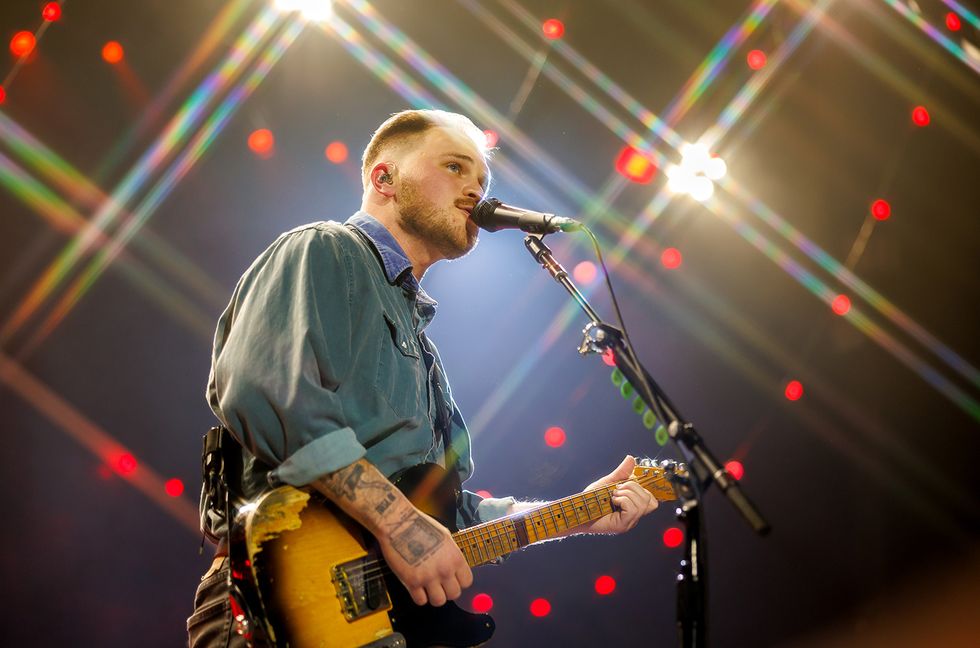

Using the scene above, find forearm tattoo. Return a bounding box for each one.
[385,509,443,565]
[319,460,405,523]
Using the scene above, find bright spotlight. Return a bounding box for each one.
[273,0,333,21]
[705,156,727,180]
[689,176,714,202]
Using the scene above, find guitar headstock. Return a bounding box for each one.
[631,458,688,502]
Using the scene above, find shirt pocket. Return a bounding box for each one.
[376,311,425,419]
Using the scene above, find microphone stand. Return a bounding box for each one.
[523,234,770,648]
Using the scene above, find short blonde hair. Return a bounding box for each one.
[361,109,490,187]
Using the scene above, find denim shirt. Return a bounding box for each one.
[206,211,513,529]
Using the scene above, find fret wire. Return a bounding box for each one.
[546,502,562,535]
[565,495,583,527]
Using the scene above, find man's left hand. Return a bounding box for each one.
[580,455,659,535]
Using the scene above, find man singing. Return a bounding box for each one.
[188,109,658,646]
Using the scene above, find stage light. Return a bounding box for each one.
[0,86,5,104]
[831,294,851,316]
[725,460,744,481]
[946,12,962,31]
[573,261,597,284]
[102,41,124,64]
[660,247,682,270]
[784,380,804,401]
[10,31,36,58]
[871,199,891,221]
[324,141,348,163]
[594,575,616,595]
[273,0,333,22]
[705,156,727,180]
[689,176,714,202]
[747,49,767,70]
[165,478,185,497]
[483,129,499,148]
[542,18,564,40]
[615,145,657,184]
[912,106,930,127]
[248,128,275,158]
[42,2,62,21]
[475,489,492,498]
[663,527,684,548]
[529,598,552,617]
[116,452,138,475]
[544,426,566,448]
[471,593,493,613]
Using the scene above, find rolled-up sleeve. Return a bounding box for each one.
[207,226,366,486]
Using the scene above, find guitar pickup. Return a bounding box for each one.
[331,556,393,622]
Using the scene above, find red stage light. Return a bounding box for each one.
[544,426,566,448]
[725,460,744,481]
[10,31,36,58]
[475,489,492,498]
[248,129,275,158]
[102,41,124,64]
[747,49,767,70]
[165,478,185,497]
[831,294,851,316]
[663,527,684,548]
[871,199,891,221]
[542,19,564,40]
[946,12,962,31]
[42,2,62,21]
[324,141,348,164]
[661,247,682,269]
[615,145,657,184]
[471,593,493,613]
[602,348,616,367]
[0,86,5,104]
[483,129,499,148]
[912,106,930,127]
[116,453,138,475]
[784,380,804,401]
[530,598,551,617]
[573,261,597,285]
[594,575,616,595]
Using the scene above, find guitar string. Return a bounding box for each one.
[331,473,672,582]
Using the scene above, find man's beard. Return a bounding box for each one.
[397,176,478,260]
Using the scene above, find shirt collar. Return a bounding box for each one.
[345,211,438,318]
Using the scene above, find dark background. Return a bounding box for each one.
[1,0,978,646]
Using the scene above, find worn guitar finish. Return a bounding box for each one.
[231,460,684,647]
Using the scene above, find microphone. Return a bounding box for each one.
[471,198,582,234]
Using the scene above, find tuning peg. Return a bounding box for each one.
[637,457,655,467]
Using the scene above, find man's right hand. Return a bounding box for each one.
[376,506,473,607]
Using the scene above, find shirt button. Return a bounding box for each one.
[401,341,407,348]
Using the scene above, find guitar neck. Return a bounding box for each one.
[452,483,620,567]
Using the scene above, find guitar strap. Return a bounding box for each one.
[418,331,464,504]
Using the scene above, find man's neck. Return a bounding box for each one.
[361,206,438,281]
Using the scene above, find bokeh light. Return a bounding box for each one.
[594,575,616,595]
[747,49,767,70]
[248,128,275,158]
[785,380,804,401]
[542,19,565,40]
[573,260,597,284]
[663,527,684,548]
[324,141,348,164]
[102,41,124,64]
[116,452,138,476]
[602,348,616,367]
[725,460,745,480]
[475,489,492,498]
[615,145,657,184]
[530,598,552,617]
[871,199,891,221]
[912,105,930,127]
[945,12,962,31]
[10,31,36,58]
[0,86,6,104]
[661,247,682,269]
[471,593,493,613]
[831,294,851,316]
[483,129,499,148]
[42,2,62,21]
[165,478,185,497]
[544,426,566,448]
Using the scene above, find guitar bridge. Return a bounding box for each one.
[331,556,393,622]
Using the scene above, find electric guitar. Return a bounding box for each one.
[227,459,685,647]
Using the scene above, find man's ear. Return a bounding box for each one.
[370,162,396,197]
